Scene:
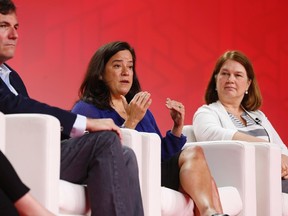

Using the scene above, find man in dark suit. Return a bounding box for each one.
[0,0,143,215]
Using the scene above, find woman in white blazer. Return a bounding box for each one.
[193,50,288,193]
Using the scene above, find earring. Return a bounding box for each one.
[245,90,248,94]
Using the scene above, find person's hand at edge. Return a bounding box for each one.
[282,154,288,179]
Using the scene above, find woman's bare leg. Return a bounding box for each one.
[211,178,223,213]
[178,146,223,216]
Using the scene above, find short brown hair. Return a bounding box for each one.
[0,0,16,15]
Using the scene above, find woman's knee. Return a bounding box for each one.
[179,146,206,166]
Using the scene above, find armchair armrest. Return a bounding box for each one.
[140,132,161,216]
[120,128,161,216]
[0,112,5,151]
[120,128,143,187]
[183,141,257,216]
[253,142,282,216]
[5,114,61,214]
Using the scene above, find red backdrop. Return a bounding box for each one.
[11,0,288,145]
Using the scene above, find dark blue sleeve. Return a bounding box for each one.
[73,103,187,161]
[143,111,187,162]
[72,100,125,126]
[0,75,76,138]
[72,100,102,118]
[161,130,186,162]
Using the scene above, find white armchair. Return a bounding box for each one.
[123,125,250,216]
[182,125,257,215]
[3,113,162,216]
[183,125,288,216]
[126,128,245,216]
[181,141,257,215]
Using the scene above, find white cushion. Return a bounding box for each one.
[218,187,242,215]
[161,186,242,216]
[161,187,194,216]
[59,180,89,214]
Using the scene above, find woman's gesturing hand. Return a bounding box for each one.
[165,98,185,137]
[121,91,152,129]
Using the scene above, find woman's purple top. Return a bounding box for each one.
[72,100,186,161]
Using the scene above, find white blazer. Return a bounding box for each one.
[193,100,288,155]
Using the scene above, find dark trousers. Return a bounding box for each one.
[282,179,288,193]
[60,131,143,216]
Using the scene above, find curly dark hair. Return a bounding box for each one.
[205,50,262,111]
[78,41,141,109]
[0,0,16,15]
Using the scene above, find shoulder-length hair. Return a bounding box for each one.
[78,41,141,109]
[205,50,262,111]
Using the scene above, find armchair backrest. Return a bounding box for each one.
[0,112,4,152]
[182,125,196,142]
[5,114,61,214]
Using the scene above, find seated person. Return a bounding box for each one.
[192,50,288,193]
[0,1,143,215]
[72,41,229,216]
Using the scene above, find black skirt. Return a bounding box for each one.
[161,151,181,191]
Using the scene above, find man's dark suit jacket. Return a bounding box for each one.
[0,64,77,139]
